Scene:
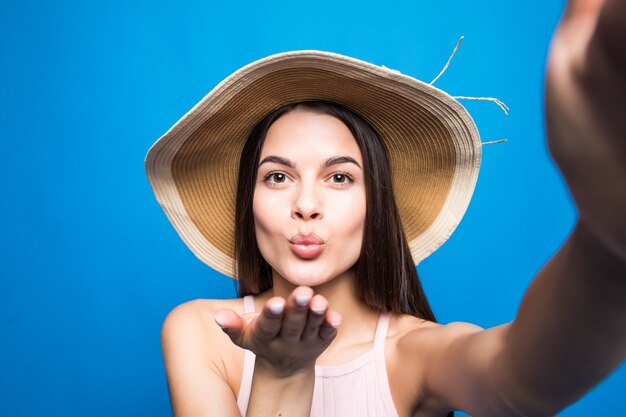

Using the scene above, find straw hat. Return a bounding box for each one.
[145,50,481,278]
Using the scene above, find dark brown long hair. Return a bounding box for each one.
[234,101,436,321]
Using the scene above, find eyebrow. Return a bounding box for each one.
[322,156,361,169]
[258,155,296,168]
[258,155,362,169]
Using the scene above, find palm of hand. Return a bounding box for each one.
[245,311,332,374]
[215,288,340,376]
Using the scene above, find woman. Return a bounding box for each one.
[146,1,625,416]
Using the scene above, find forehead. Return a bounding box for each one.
[260,109,363,163]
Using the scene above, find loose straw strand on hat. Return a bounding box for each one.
[427,35,510,116]
[430,36,464,85]
[453,96,510,115]
[454,96,510,145]
[481,139,508,145]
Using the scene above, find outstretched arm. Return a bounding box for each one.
[423,1,626,416]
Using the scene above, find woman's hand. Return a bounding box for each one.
[213,286,342,376]
[545,0,626,262]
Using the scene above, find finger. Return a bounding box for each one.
[214,309,247,347]
[252,297,286,342]
[301,294,329,341]
[280,286,314,343]
[319,310,342,341]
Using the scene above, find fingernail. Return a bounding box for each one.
[269,301,284,315]
[330,321,341,329]
[295,293,312,307]
[310,305,326,314]
[214,314,226,329]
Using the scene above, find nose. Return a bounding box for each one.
[291,181,323,221]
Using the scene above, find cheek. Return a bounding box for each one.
[252,190,273,241]
[351,203,367,245]
[252,189,287,254]
[252,191,266,230]
[329,191,366,247]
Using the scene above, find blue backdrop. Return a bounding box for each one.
[1,0,623,416]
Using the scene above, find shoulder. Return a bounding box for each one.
[393,316,498,379]
[161,298,244,353]
[160,298,248,394]
[161,297,247,357]
[388,314,483,349]
[394,316,485,351]
[386,315,492,413]
[162,297,247,331]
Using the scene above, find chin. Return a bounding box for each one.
[276,262,354,287]
[276,260,354,289]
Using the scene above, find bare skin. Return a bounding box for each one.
[160,1,626,416]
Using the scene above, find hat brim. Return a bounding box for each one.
[145,50,481,278]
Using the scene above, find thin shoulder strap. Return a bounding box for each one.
[373,312,400,417]
[373,312,391,352]
[243,295,255,313]
[237,295,256,416]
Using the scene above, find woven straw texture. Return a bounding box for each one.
[145,51,481,278]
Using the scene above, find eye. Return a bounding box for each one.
[264,172,289,185]
[328,172,353,185]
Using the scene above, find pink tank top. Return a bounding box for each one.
[236,295,400,417]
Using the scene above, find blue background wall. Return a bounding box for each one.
[1,0,623,416]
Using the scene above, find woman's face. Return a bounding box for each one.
[253,108,366,288]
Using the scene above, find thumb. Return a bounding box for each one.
[214,308,247,347]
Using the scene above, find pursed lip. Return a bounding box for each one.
[289,233,325,245]
[288,233,325,259]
